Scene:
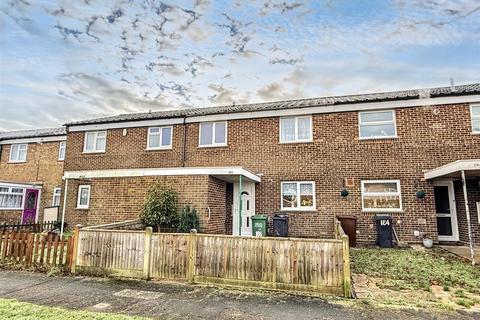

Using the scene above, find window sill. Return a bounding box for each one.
[145,147,172,151]
[83,150,106,154]
[471,132,480,135]
[197,144,228,148]
[280,208,317,212]
[76,207,89,210]
[359,136,398,141]
[361,210,404,214]
[8,161,26,164]
[0,208,23,211]
[279,140,313,144]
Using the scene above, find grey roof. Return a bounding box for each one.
[0,127,66,141]
[67,83,480,126]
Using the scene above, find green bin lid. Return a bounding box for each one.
[251,215,267,219]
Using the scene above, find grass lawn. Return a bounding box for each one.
[350,247,480,311]
[0,298,149,320]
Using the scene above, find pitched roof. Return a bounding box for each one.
[0,127,66,141]
[66,83,480,126]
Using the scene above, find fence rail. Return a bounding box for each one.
[0,230,74,269]
[1,221,58,233]
[74,227,352,297]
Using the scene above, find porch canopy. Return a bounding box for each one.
[424,159,480,265]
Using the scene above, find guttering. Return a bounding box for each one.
[63,166,261,183]
[0,135,67,145]
[67,95,480,132]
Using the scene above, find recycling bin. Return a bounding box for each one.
[273,213,288,237]
[251,215,268,237]
[375,215,393,248]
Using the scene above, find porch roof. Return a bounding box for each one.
[424,160,480,180]
[63,166,261,183]
[0,180,43,188]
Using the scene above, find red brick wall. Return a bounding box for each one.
[0,141,64,223]
[64,103,480,243]
[454,180,480,245]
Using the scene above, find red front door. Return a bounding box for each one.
[22,189,38,223]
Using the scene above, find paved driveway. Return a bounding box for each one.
[0,270,475,320]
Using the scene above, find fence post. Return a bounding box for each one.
[71,225,82,274]
[187,229,197,284]
[341,234,352,298]
[143,227,153,280]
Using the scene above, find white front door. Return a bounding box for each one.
[232,182,255,236]
[434,181,459,242]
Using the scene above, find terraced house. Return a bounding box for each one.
[0,128,66,224]
[58,83,480,246]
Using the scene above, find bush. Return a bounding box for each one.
[177,205,200,233]
[140,184,179,231]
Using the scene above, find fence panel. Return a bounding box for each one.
[76,229,144,277]
[150,233,189,280]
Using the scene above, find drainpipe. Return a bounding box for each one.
[60,178,68,239]
[461,170,475,265]
[238,175,243,236]
[181,116,187,167]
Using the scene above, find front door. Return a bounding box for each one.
[232,182,255,236]
[434,181,459,242]
[22,189,39,224]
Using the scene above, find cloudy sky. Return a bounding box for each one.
[0,0,479,131]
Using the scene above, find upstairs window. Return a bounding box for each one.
[361,180,402,212]
[52,187,62,206]
[0,186,24,209]
[76,185,91,209]
[199,121,227,147]
[281,181,316,210]
[470,105,480,133]
[58,141,66,161]
[359,110,397,139]
[147,126,172,150]
[280,116,312,143]
[9,144,27,163]
[84,131,107,153]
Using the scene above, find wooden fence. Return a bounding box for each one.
[0,230,74,269]
[74,226,352,297]
[1,221,58,233]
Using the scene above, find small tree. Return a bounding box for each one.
[177,205,200,233]
[140,184,179,231]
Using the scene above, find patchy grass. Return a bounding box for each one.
[351,247,480,294]
[0,298,149,320]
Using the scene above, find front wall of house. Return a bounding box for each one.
[454,180,480,245]
[64,103,480,242]
[0,141,64,223]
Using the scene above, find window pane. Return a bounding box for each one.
[297,117,311,140]
[360,123,395,137]
[97,131,107,137]
[10,145,19,160]
[96,137,106,151]
[364,182,398,193]
[79,188,89,205]
[149,128,160,134]
[0,187,8,192]
[214,122,226,144]
[472,119,480,132]
[282,183,297,208]
[363,195,400,209]
[360,111,393,123]
[200,123,213,145]
[161,127,172,146]
[149,134,160,148]
[471,106,480,117]
[281,118,296,142]
[300,183,314,207]
[0,194,22,208]
[18,149,27,161]
[85,133,95,150]
[11,188,23,193]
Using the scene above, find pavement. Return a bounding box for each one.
[440,245,480,263]
[0,270,477,320]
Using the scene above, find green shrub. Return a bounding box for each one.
[140,184,179,231]
[177,205,200,233]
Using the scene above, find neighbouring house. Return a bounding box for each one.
[0,128,66,224]
[58,83,480,246]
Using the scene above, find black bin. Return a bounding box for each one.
[375,215,393,248]
[273,213,288,237]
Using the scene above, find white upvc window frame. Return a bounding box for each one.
[76,185,91,209]
[198,121,228,147]
[52,187,62,207]
[0,185,24,210]
[280,181,316,211]
[470,105,480,134]
[58,141,66,161]
[9,143,28,163]
[279,115,313,143]
[83,131,107,153]
[146,126,173,150]
[358,110,397,140]
[361,179,403,213]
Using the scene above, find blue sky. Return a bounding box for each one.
[0,0,479,131]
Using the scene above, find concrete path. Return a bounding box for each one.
[0,270,475,320]
[440,245,480,263]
